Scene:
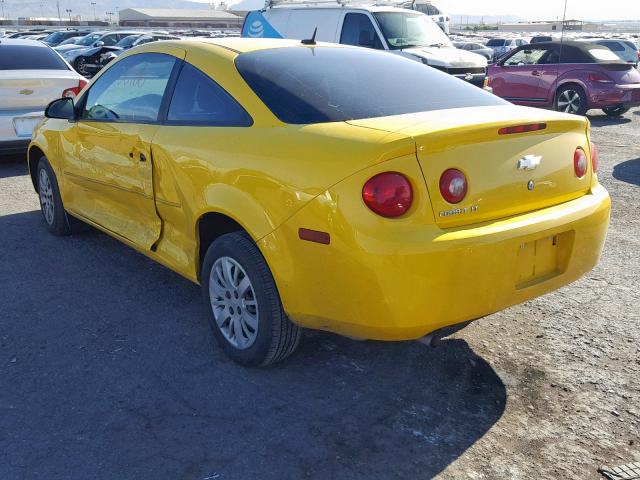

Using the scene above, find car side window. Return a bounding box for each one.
[504,48,549,66]
[101,34,118,46]
[340,13,384,50]
[81,53,176,123]
[602,41,624,52]
[167,62,252,126]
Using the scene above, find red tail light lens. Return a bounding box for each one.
[587,72,614,84]
[62,79,88,99]
[590,142,599,173]
[362,172,413,218]
[439,169,467,204]
[574,147,588,178]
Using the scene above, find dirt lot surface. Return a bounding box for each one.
[1,107,638,480]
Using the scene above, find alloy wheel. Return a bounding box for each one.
[38,169,55,225]
[209,256,259,350]
[557,89,582,114]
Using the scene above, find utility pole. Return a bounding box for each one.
[91,2,96,21]
[56,0,61,25]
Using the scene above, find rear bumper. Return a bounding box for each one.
[263,184,611,341]
[588,83,640,108]
[0,139,31,155]
[0,109,45,144]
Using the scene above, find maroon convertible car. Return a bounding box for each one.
[486,41,640,117]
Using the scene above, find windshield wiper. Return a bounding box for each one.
[426,43,446,48]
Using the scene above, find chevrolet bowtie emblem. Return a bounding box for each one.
[517,155,542,171]
[19,89,34,95]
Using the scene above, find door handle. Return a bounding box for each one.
[532,70,541,76]
[139,153,146,162]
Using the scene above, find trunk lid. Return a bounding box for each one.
[347,105,592,228]
[0,70,81,110]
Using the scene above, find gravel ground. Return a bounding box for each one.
[0,107,638,480]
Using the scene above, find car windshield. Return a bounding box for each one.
[0,45,69,70]
[373,12,452,50]
[76,33,101,46]
[42,31,66,43]
[116,35,141,48]
[235,46,505,125]
[486,39,506,47]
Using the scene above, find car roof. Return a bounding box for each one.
[173,37,345,54]
[0,38,50,47]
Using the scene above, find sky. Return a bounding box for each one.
[192,0,640,21]
[434,0,639,21]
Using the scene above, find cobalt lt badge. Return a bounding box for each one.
[527,180,535,191]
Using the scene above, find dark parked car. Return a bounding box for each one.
[41,30,92,47]
[531,35,554,44]
[486,41,640,117]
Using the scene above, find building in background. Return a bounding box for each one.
[118,8,242,28]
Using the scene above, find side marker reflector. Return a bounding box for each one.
[298,228,330,245]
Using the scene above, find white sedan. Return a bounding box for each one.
[0,39,86,155]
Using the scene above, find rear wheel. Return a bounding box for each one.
[37,157,72,236]
[201,232,301,366]
[602,105,630,117]
[555,85,588,116]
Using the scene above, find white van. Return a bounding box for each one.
[241,1,487,86]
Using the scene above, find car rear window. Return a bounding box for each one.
[0,45,69,70]
[235,46,504,125]
[486,39,506,47]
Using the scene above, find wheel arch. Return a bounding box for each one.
[27,144,46,192]
[195,210,256,281]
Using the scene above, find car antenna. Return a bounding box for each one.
[301,27,318,45]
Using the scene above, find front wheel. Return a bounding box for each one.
[201,232,301,366]
[555,85,588,116]
[74,57,89,76]
[602,105,630,117]
[37,157,72,236]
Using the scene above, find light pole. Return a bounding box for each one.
[115,6,119,26]
[91,2,96,21]
[106,11,113,24]
[65,8,71,24]
[0,0,6,21]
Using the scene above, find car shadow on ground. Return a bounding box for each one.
[0,155,28,179]
[0,207,506,480]
[587,113,633,127]
[613,158,640,186]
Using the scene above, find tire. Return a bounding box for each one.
[74,57,88,76]
[555,84,588,116]
[602,105,630,117]
[201,232,301,366]
[36,157,72,236]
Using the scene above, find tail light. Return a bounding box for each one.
[587,72,614,84]
[439,169,467,204]
[483,76,491,88]
[574,147,588,178]
[62,79,88,99]
[362,172,413,218]
[590,142,599,173]
[499,123,547,135]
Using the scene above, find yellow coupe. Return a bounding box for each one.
[28,39,610,366]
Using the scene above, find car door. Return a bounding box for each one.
[492,47,550,104]
[71,50,184,249]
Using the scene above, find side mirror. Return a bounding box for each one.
[95,41,104,47]
[45,97,76,120]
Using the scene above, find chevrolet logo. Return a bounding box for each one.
[19,89,34,95]
[517,155,542,171]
